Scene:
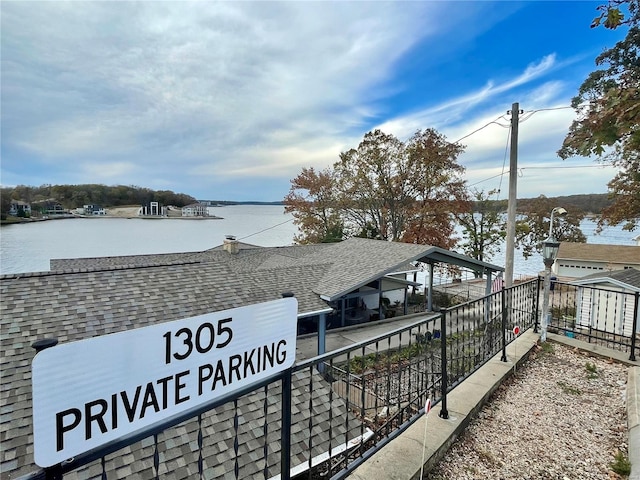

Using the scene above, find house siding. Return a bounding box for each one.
[575,285,637,336]
[555,242,640,278]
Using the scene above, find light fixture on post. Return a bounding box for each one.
[548,207,567,238]
[540,207,567,342]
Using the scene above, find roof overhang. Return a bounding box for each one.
[381,276,421,290]
[417,247,504,274]
[298,307,334,318]
[570,277,640,293]
[320,245,503,302]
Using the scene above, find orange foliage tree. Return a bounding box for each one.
[284,129,470,247]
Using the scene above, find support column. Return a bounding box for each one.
[427,263,434,312]
[485,271,492,325]
[378,279,383,319]
[485,271,492,296]
[403,288,408,316]
[317,313,327,373]
[318,313,326,357]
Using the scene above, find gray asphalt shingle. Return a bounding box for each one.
[573,267,640,290]
[2,237,498,478]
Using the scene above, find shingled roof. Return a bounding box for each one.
[2,237,502,478]
[19,368,365,480]
[571,267,640,291]
[557,242,640,266]
[49,237,503,302]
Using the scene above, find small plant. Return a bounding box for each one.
[585,362,599,378]
[557,381,582,395]
[610,451,631,476]
[540,342,555,355]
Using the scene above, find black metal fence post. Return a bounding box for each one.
[630,292,638,362]
[44,466,62,480]
[439,308,449,420]
[534,277,541,333]
[501,288,507,362]
[280,371,292,480]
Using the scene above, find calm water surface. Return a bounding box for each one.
[1,205,636,276]
[0,205,298,274]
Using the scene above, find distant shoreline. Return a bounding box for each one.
[1,214,224,225]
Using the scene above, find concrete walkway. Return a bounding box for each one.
[629,365,640,480]
[294,319,640,480]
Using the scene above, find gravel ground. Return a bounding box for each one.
[428,342,630,480]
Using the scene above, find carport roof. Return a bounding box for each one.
[306,238,503,301]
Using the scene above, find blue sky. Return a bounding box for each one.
[0,1,628,202]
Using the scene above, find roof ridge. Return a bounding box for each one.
[1,259,204,279]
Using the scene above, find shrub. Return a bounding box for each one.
[610,451,631,476]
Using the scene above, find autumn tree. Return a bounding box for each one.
[558,0,640,231]
[457,189,506,269]
[515,195,587,258]
[400,129,469,247]
[334,130,406,241]
[284,167,344,244]
[285,129,469,248]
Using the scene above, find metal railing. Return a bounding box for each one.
[21,278,637,480]
[544,278,638,361]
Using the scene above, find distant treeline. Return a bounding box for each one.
[478,193,613,215]
[202,200,284,206]
[1,184,612,215]
[1,184,197,209]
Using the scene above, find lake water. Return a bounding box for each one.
[1,205,637,276]
[0,205,298,274]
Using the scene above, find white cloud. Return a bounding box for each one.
[375,54,558,140]
[0,1,616,200]
[2,2,449,182]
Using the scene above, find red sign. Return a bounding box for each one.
[513,326,520,335]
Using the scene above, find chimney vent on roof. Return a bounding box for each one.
[223,235,239,254]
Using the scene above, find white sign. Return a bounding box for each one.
[32,297,298,467]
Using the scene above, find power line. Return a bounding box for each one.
[237,216,295,241]
[460,104,579,188]
[521,164,614,170]
[495,123,512,200]
[529,106,573,113]
[453,115,510,144]
[452,106,573,144]
[519,105,573,123]
[467,163,615,188]
[468,171,509,187]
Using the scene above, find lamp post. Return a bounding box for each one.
[540,207,567,342]
[549,207,567,238]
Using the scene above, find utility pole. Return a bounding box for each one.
[504,102,520,287]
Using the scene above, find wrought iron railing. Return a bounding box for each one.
[544,278,638,361]
[19,278,637,480]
